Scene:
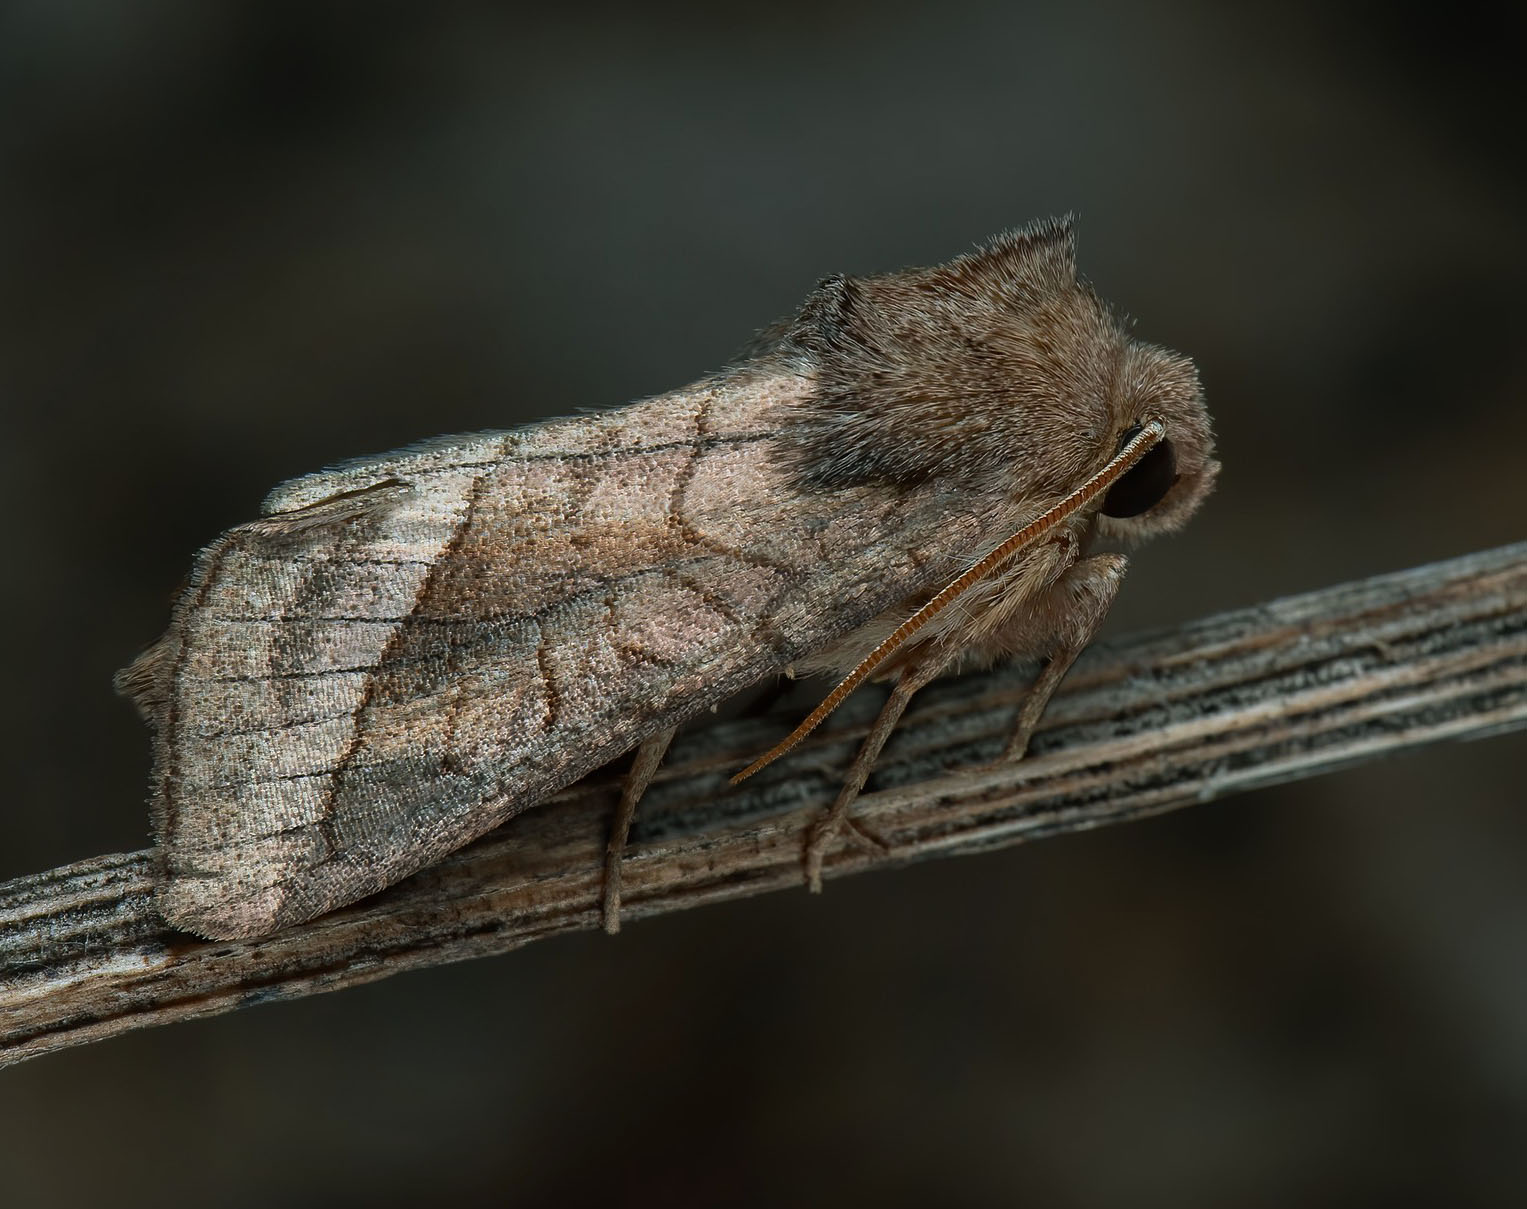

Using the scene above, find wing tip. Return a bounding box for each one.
[156,875,288,941]
[114,636,175,724]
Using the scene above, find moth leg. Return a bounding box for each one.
[1000,553,1128,762]
[804,648,957,894]
[602,726,677,935]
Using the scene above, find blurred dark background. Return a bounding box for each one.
[3,2,1524,1205]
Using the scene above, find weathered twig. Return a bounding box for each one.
[3,543,1524,1067]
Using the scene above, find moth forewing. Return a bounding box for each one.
[131,376,991,939]
[121,217,1216,939]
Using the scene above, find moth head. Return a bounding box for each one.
[1095,341,1218,541]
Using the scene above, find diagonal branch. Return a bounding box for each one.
[3,543,1525,1068]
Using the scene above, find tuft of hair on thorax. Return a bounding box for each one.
[772,217,1136,500]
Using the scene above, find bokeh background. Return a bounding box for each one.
[3,2,1524,1205]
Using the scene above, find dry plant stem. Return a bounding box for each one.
[3,542,1525,1069]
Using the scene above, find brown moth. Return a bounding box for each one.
[118,218,1217,940]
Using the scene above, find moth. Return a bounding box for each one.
[118,218,1217,940]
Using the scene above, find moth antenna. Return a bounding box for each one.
[730,419,1167,784]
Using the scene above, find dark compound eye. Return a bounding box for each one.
[1102,426,1179,518]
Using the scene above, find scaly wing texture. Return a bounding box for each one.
[144,374,988,936]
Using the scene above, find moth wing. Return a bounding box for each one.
[142,383,982,938]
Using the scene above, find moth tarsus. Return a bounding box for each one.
[121,216,1217,940]
[601,726,675,934]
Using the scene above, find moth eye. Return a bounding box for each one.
[1102,428,1178,518]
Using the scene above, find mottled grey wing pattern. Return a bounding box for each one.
[142,374,985,937]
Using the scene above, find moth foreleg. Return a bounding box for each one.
[999,552,1127,762]
[804,648,958,893]
[602,726,677,935]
